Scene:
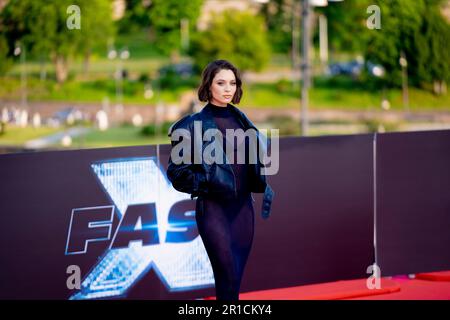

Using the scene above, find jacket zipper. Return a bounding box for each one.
[231,166,237,198]
[225,152,238,198]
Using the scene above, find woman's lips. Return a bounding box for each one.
[223,95,232,98]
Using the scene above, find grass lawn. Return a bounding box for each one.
[71,125,171,148]
[5,30,169,78]
[2,75,448,111]
[2,26,447,111]
[0,76,194,104]
[5,58,170,79]
[0,125,60,145]
[2,45,449,111]
[242,81,450,111]
[0,123,170,149]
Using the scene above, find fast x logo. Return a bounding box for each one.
[65,157,214,300]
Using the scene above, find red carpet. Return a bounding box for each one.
[238,278,401,300]
[415,270,450,282]
[350,277,450,300]
[203,270,450,300]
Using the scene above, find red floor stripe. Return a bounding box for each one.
[204,278,401,300]
[415,270,450,282]
[202,273,450,300]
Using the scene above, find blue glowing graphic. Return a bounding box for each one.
[68,157,214,300]
[65,205,115,255]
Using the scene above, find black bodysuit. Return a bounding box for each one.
[196,102,255,300]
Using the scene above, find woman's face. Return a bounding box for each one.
[209,69,236,107]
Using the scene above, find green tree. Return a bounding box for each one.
[189,10,271,73]
[364,0,450,90]
[259,0,295,54]
[0,0,114,83]
[117,0,152,34]
[0,34,12,75]
[148,0,203,56]
[317,0,372,55]
[414,4,450,93]
[78,0,115,73]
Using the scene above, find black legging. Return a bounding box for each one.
[195,192,255,300]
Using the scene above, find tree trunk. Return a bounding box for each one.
[83,49,91,74]
[39,55,47,82]
[433,81,439,95]
[170,49,180,64]
[433,80,447,95]
[440,81,447,95]
[54,54,68,83]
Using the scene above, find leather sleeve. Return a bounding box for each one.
[167,115,208,198]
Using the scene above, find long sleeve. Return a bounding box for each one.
[206,103,251,195]
[167,117,208,198]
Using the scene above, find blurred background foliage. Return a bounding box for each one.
[0,0,449,150]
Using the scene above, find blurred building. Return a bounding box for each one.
[0,0,8,11]
[112,0,126,20]
[443,0,450,22]
[197,0,263,31]
[0,0,126,19]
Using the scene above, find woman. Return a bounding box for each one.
[167,59,274,300]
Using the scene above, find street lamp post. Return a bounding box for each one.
[399,51,409,115]
[117,48,130,113]
[292,0,301,90]
[14,43,27,110]
[300,0,343,136]
[108,46,129,125]
[301,0,312,136]
[319,14,328,70]
[180,18,190,53]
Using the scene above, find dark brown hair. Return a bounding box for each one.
[197,60,243,104]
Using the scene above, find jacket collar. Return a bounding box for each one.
[199,103,258,132]
[197,103,274,219]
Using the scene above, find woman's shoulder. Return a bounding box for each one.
[167,112,202,137]
[228,104,258,131]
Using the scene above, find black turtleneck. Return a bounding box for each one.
[205,102,250,195]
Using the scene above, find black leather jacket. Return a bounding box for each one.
[167,104,274,219]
